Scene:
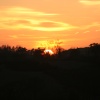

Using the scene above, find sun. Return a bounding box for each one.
[44,49,54,55]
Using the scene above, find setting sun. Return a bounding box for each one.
[44,49,54,55]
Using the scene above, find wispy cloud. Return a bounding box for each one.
[83,30,90,33]
[8,7,59,16]
[9,34,50,40]
[74,22,100,35]
[80,0,100,5]
[9,35,18,39]
[96,29,100,32]
[0,7,77,31]
[80,22,100,30]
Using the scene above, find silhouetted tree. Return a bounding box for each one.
[54,46,64,58]
[67,48,80,60]
[89,43,100,57]
[0,45,13,63]
[53,40,64,58]
[34,48,44,58]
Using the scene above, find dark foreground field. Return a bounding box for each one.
[0,61,100,100]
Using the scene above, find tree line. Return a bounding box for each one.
[0,43,100,66]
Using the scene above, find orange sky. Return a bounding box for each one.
[0,0,100,49]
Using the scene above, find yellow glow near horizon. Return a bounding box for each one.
[36,40,64,49]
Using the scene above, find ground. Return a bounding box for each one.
[0,61,100,100]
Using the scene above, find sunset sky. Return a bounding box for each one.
[0,0,100,49]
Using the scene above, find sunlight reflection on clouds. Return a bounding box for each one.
[0,7,77,31]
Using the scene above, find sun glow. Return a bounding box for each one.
[44,49,54,55]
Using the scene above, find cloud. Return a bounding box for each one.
[83,30,90,33]
[96,29,100,32]
[29,21,77,31]
[80,22,100,30]
[73,22,100,36]
[0,7,77,31]
[8,34,50,40]
[9,35,18,39]
[80,0,100,5]
[1,7,58,16]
